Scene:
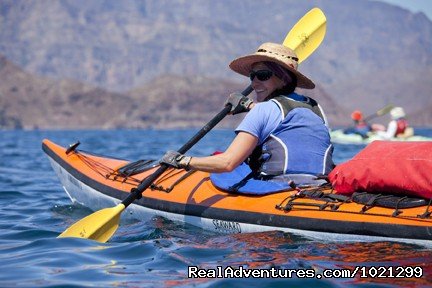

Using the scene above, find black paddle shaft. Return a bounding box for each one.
[122,85,253,207]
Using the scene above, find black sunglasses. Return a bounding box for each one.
[249,70,273,81]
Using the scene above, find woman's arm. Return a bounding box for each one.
[376,120,397,139]
[188,131,258,173]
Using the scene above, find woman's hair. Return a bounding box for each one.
[264,61,297,95]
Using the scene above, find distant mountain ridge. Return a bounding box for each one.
[0,55,136,129]
[0,55,347,129]
[0,0,431,128]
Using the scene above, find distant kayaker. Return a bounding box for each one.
[343,110,385,138]
[161,42,334,186]
[376,107,413,139]
[343,110,372,138]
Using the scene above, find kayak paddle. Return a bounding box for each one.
[364,104,395,121]
[58,7,327,242]
[283,7,326,63]
[59,104,233,242]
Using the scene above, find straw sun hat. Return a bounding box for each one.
[229,42,315,89]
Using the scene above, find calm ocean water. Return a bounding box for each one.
[1,128,432,287]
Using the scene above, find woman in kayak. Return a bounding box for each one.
[161,42,334,186]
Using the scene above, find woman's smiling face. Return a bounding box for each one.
[250,62,285,102]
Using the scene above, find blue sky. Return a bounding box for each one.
[375,0,432,20]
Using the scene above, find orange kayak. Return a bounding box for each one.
[42,139,432,245]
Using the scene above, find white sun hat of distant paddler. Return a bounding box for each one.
[229,42,315,89]
[390,107,406,119]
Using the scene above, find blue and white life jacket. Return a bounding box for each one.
[249,94,334,183]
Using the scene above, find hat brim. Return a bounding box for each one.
[229,54,315,89]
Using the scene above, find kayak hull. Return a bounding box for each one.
[330,129,432,145]
[43,139,432,245]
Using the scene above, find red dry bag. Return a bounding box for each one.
[329,141,432,199]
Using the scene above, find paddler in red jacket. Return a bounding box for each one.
[376,107,411,139]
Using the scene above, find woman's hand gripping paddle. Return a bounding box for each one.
[58,7,327,242]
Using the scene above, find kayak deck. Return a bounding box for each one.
[42,139,432,244]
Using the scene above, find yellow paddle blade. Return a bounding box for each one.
[364,104,395,121]
[376,104,394,116]
[283,7,326,64]
[58,204,125,243]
